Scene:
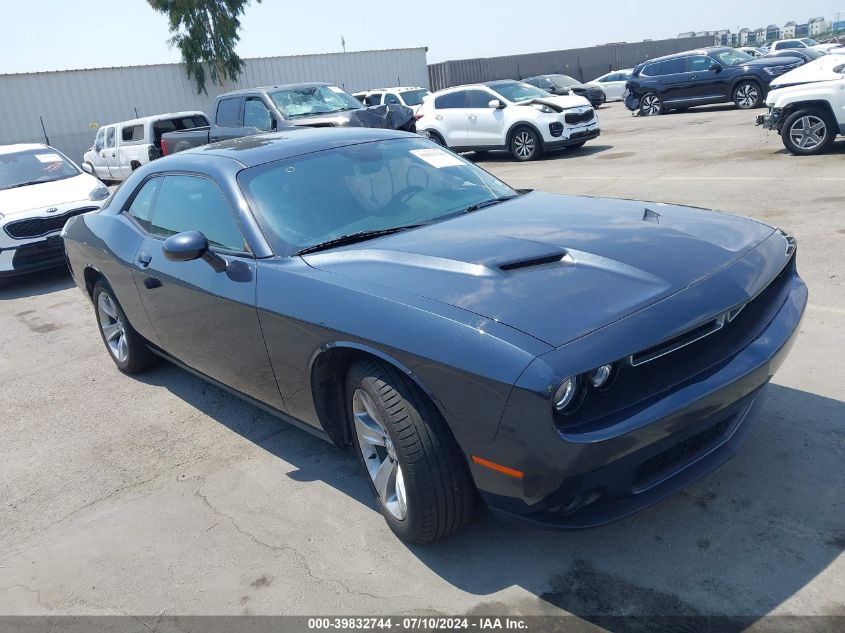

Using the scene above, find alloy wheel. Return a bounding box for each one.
[352,388,407,520]
[97,292,128,363]
[513,131,536,158]
[736,84,759,109]
[789,115,827,150]
[641,95,660,115]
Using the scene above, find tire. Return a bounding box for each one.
[509,126,542,161]
[733,81,762,109]
[92,280,158,374]
[565,141,587,150]
[780,108,837,155]
[640,93,662,116]
[346,359,475,543]
[425,130,446,147]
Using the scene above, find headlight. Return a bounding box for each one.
[553,377,581,413]
[532,103,555,114]
[764,63,801,76]
[89,184,110,201]
[589,364,615,389]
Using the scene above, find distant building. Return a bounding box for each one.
[809,16,829,36]
[795,23,810,37]
[738,28,752,45]
[781,21,797,39]
[766,24,781,41]
[754,27,768,43]
[678,31,696,38]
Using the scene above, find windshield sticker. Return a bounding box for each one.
[35,153,62,163]
[410,148,464,168]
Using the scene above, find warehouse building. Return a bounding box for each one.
[0,47,430,162]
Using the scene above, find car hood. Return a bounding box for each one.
[769,54,845,88]
[302,193,776,347]
[739,56,800,69]
[0,173,98,215]
[291,104,415,130]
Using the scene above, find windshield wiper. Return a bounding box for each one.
[460,195,519,215]
[296,225,422,255]
[2,180,46,190]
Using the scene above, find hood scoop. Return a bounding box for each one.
[499,252,574,272]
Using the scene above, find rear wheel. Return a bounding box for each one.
[781,108,837,155]
[509,126,542,161]
[92,280,158,374]
[346,359,475,543]
[640,93,662,116]
[733,81,762,109]
[425,130,446,147]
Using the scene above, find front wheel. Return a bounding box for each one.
[347,359,475,543]
[734,81,762,109]
[509,127,542,161]
[92,280,158,374]
[640,93,662,116]
[780,109,837,155]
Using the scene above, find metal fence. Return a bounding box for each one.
[427,36,715,91]
[0,47,430,163]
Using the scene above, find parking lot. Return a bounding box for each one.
[1,102,843,621]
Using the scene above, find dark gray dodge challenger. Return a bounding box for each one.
[61,127,806,543]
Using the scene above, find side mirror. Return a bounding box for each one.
[709,63,723,72]
[81,162,94,175]
[488,99,505,109]
[162,231,227,272]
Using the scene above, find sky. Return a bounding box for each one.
[1,1,842,74]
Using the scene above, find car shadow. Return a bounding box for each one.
[0,267,74,300]
[133,361,844,621]
[469,144,613,163]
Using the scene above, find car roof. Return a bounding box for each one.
[180,127,414,168]
[641,46,731,64]
[97,111,207,129]
[358,86,426,93]
[0,143,49,155]
[221,82,337,96]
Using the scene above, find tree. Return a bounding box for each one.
[148,0,260,94]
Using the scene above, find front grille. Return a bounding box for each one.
[633,415,734,490]
[4,207,97,240]
[565,109,595,125]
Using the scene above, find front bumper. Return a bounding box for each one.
[472,264,807,529]
[756,107,780,130]
[544,127,601,149]
[0,236,67,278]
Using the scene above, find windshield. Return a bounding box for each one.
[238,137,516,254]
[489,81,552,103]
[269,85,363,119]
[548,75,579,88]
[712,49,754,66]
[400,89,430,106]
[800,38,818,46]
[0,148,80,191]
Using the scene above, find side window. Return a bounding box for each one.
[94,128,105,150]
[105,127,115,149]
[366,93,383,106]
[149,175,247,252]
[641,63,660,77]
[215,97,242,127]
[466,90,494,108]
[243,97,274,131]
[125,177,161,232]
[688,55,712,72]
[384,93,401,105]
[659,58,686,75]
[121,124,145,142]
[434,91,467,109]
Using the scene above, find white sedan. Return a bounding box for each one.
[0,144,109,281]
[584,69,633,101]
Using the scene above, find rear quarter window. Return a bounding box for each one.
[640,63,661,77]
[434,91,466,109]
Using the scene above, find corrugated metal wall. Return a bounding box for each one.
[428,37,716,91]
[0,47,429,163]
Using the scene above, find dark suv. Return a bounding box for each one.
[624,47,802,116]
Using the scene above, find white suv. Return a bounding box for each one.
[757,54,845,154]
[416,80,600,161]
[352,87,431,111]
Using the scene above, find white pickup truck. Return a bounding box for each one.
[757,54,845,155]
[82,111,208,182]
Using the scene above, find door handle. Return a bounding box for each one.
[468,114,477,120]
[137,252,151,268]
[434,115,443,120]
